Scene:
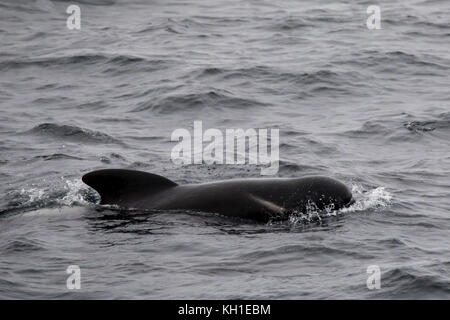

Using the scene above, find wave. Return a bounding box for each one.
[269,16,314,31]
[278,161,328,175]
[379,267,450,298]
[134,16,216,35]
[341,120,390,137]
[238,243,374,263]
[0,238,46,254]
[339,111,450,143]
[404,118,450,132]
[196,66,362,97]
[335,50,450,74]
[385,51,450,69]
[131,90,268,113]
[50,0,117,4]
[25,123,121,144]
[198,66,346,84]
[400,112,450,141]
[32,154,85,161]
[0,53,169,74]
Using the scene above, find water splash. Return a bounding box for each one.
[284,184,393,226]
[6,178,98,214]
[283,201,322,226]
[58,178,98,206]
[341,184,392,213]
[18,187,45,205]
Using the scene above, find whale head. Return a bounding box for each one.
[294,176,354,211]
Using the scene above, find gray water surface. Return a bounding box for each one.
[0,0,449,299]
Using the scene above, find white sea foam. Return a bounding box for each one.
[59,178,93,206]
[15,178,97,210]
[286,184,393,225]
[341,184,393,213]
[19,187,45,205]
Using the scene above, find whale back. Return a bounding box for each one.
[82,169,354,222]
[82,169,177,206]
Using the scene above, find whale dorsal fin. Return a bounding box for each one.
[82,169,177,205]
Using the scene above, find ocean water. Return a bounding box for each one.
[0,0,449,299]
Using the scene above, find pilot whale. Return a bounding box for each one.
[82,169,354,222]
